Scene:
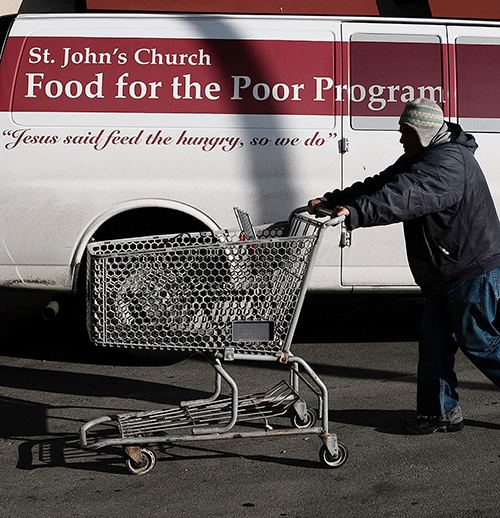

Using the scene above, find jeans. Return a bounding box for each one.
[417,266,500,416]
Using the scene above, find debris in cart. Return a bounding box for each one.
[79,207,348,474]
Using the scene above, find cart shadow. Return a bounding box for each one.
[16,409,500,475]
[330,408,414,434]
[17,435,129,474]
[16,433,323,473]
[157,442,323,469]
[0,366,207,407]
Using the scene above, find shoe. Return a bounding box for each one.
[402,406,464,435]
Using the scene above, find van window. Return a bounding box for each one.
[455,37,500,132]
[349,33,445,130]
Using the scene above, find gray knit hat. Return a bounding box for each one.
[399,98,444,147]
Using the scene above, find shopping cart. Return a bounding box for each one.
[80,207,348,474]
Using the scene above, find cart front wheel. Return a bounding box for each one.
[291,408,317,429]
[319,443,348,468]
[126,448,156,475]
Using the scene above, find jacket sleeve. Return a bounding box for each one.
[321,155,409,208]
[350,144,466,229]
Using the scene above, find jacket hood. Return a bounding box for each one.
[428,121,478,154]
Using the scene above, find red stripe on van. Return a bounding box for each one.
[2,37,336,116]
[0,38,27,112]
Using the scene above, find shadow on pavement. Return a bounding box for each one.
[0,293,426,364]
[7,292,499,476]
[16,434,325,474]
[14,410,500,475]
[294,293,425,344]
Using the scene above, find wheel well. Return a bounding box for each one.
[76,207,210,291]
[91,207,210,241]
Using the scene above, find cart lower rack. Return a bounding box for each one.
[80,208,348,474]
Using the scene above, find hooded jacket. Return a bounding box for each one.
[322,122,500,295]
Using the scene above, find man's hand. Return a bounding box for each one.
[332,206,350,218]
[307,199,350,219]
[307,198,327,216]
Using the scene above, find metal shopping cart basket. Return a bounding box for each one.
[79,207,348,474]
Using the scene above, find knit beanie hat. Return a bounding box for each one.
[399,98,444,147]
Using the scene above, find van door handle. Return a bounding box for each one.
[339,137,349,154]
[340,224,352,247]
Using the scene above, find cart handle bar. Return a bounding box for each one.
[292,206,346,227]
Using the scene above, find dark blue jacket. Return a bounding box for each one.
[322,122,500,295]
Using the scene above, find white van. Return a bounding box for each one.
[2,1,500,316]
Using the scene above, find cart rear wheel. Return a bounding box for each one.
[125,448,156,475]
[319,443,348,468]
[291,408,317,429]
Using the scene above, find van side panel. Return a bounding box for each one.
[0,15,342,291]
[3,14,500,295]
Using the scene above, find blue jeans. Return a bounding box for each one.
[417,267,500,416]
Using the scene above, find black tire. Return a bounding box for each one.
[291,408,317,429]
[125,448,157,475]
[319,442,348,468]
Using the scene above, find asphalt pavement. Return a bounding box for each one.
[1,294,500,518]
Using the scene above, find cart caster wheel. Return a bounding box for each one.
[319,443,348,468]
[125,448,156,475]
[291,408,317,429]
